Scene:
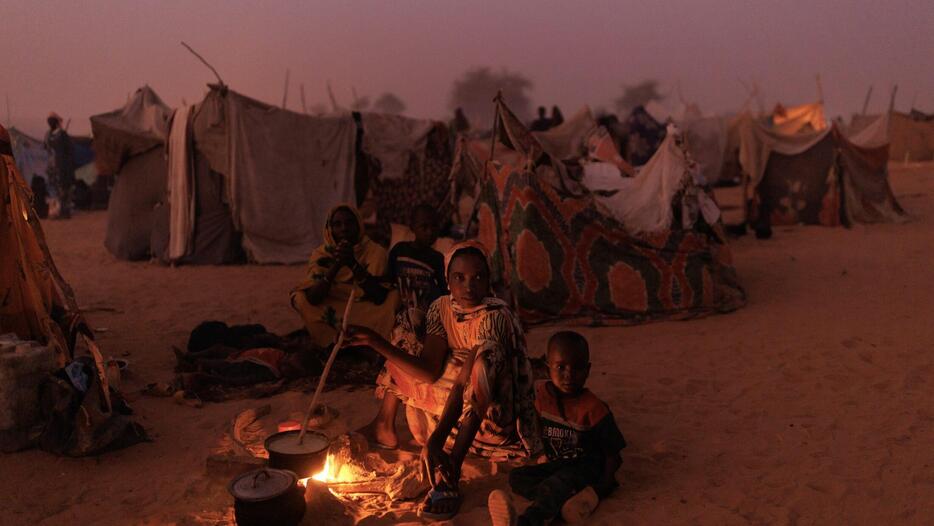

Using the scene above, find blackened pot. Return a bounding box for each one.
[228,468,305,526]
[264,429,330,479]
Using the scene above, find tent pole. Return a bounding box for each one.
[327,81,340,112]
[281,69,290,109]
[861,86,873,115]
[180,42,225,86]
[888,85,898,114]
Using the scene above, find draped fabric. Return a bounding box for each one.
[1,127,83,366]
[474,98,745,326]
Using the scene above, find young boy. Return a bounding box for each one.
[489,331,626,525]
[387,204,447,339]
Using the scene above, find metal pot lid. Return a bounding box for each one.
[228,468,298,502]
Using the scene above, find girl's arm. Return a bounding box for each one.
[344,327,448,383]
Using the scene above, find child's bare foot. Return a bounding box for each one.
[487,489,517,526]
[560,486,599,523]
[357,417,398,450]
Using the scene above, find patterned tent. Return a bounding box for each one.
[472,98,745,326]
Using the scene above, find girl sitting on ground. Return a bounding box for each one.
[344,241,542,521]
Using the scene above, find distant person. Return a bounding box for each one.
[488,331,626,526]
[44,112,75,219]
[550,105,565,127]
[530,106,552,132]
[451,107,471,135]
[30,175,50,219]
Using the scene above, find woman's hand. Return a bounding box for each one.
[335,240,356,268]
[343,325,382,348]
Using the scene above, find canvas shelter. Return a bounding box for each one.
[736,109,905,229]
[849,110,934,163]
[467,98,745,325]
[91,86,172,261]
[7,128,49,186]
[1,124,83,367]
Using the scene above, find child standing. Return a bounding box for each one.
[489,331,626,525]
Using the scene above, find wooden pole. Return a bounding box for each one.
[300,83,308,114]
[816,74,824,103]
[281,69,290,109]
[181,42,225,86]
[888,85,898,114]
[298,290,355,444]
[861,85,874,115]
[327,81,340,112]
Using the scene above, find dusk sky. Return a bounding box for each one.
[2,0,932,136]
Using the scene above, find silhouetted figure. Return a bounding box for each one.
[44,112,75,219]
[451,107,471,135]
[530,106,552,132]
[550,105,564,127]
[30,175,50,219]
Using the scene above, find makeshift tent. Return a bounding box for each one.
[736,112,906,229]
[770,102,827,135]
[849,111,934,163]
[532,106,632,175]
[91,86,172,261]
[359,112,453,241]
[471,98,744,325]
[7,128,48,186]
[177,86,357,264]
[448,108,631,230]
[1,124,83,367]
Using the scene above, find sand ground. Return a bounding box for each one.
[1,164,932,525]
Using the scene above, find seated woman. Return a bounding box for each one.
[290,205,397,348]
[345,241,542,520]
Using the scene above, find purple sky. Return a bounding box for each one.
[3,0,932,136]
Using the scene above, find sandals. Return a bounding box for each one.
[418,485,462,521]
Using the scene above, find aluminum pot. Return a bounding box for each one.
[228,468,305,526]
[264,429,330,479]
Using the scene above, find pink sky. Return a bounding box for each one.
[2,0,932,136]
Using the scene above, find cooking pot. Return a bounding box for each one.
[264,429,330,479]
[228,468,305,526]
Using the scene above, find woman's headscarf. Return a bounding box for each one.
[443,240,492,283]
[323,204,367,255]
[293,204,387,292]
[443,240,503,318]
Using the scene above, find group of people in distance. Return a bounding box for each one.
[290,203,625,524]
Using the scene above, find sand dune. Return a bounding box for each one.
[1,164,931,525]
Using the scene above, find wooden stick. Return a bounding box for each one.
[298,289,355,444]
[816,74,824,103]
[300,84,308,114]
[181,41,225,86]
[281,69,290,109]
[861,86,874,115]
[888,85,899,114]
[327,81,340,112]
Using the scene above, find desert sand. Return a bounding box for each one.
[1,164,932,525]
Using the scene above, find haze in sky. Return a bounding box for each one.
[2,0,932,136]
